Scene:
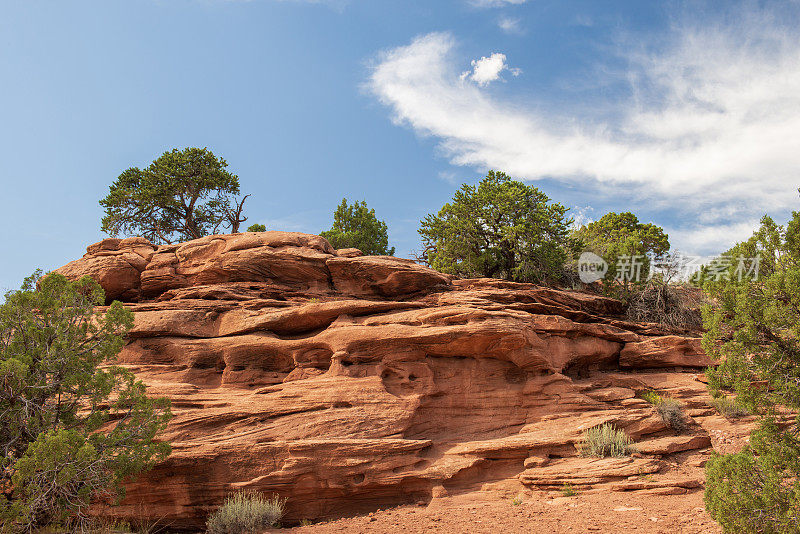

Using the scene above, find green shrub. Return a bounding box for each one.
[640,390,663,405]
[705,422,800,533]
[418,171,574,284]
[709,395,749,420]
[701,212,800,530]
[321,198,395,255]
[560,483,577,497]
[206,491,285,534]
[578,423,636,457]
[572,211,670,286]
[0,273,171,532]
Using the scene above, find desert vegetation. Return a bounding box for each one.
[572,211,670,286]
[205,491,285,534]
[320,198,395,255]
[578,423,636,458]
[98,155,698,332]
[708,395,750,420]
[418,170,576,284]
[640,390,688,433]
[246,223,266,232]
[700,211,800,532]
[0,273,171,532]
[559,483,577,497]
[100,147,251,244]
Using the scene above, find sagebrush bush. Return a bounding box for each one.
[640,391,687,432]
[206,491,285,534]
[578,423,636,457]
[709,395,749,420]
[657,399,687,433]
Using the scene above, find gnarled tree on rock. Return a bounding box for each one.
[100,147,249,244]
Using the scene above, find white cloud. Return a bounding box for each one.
[665,220,760,257]
[571,13,594,27]
[367,8,800,256]
[437,170,461,184]
[460,52,521,85]
[469,0,527,7]
[498,16,523,34]
[570,206,595,229]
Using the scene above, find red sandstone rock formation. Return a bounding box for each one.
[54,232,722,529]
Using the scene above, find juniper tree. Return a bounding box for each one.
[246,223,266,232]
[0,273,171,532]
[418,171,574,284]
[572,211,670,284]
[702,212,800,533]
[321,199,395,255]
[100,147,249,244]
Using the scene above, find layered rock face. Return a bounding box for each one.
[55,232,719,529]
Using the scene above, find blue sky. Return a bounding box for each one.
[1,0,799,291]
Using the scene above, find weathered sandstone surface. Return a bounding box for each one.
[54,232,724,529]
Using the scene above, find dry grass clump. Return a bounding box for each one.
[656,399,687,432]
[578,423,636,457]
[206,491,285,534]
[640,390,688,432]
[709,395,750,420]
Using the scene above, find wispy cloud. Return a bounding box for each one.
[197,0,349,7]
[570,206,595,229]
[469,0,527,7]
[498,16,523,34]
[437,170,461,185]
[571,13,594,27]
[367,5,800,256]
[664,220,761,256]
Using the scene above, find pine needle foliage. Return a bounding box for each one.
[0,272,171,532]
[702,210,800,533]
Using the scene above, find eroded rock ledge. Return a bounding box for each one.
[54,232,718,528]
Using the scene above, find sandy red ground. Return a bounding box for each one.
[281,416,751,533]
[287,487,720,533]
